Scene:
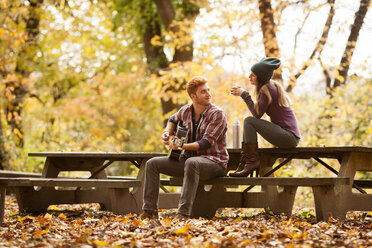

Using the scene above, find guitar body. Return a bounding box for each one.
[168,124,189,160]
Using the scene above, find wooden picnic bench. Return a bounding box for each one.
[0,152,165,224]
[0,177,141,224]
[164,146,372,221]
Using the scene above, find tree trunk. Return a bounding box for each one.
[5,0,44,147]
[257,0,282,82]
[333,0,370,88]
[142,15,169,74]
[0,111,8,169]
[150,0,199,120]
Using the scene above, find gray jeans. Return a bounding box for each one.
[243,116,300,148]
[142,156,225,216]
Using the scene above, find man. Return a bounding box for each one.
[140,76,229,219]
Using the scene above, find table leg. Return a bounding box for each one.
[312,185,342,221]
[191,184,224,218]
[109,188,139,215]
[337,152,372,212]
[0,186,6,224]
[87,167,112,211]
[41,158,60,178]
[313,152,372,221]
[258,155,297,215]
[111,158,156,214]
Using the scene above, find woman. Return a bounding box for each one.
[229,57,301,177]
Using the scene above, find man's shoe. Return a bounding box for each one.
[139,210,159,219]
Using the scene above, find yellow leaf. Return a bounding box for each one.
[49,205,60,211]
[174,224,190,234]
[7,112,12,122]
[14,128,23,139]
[33,229,49,239]
[93,240,109,246]
[44,213,53,219]
[58,213,66,220]
[233,216,242,223]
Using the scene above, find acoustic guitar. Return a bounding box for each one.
[168,123,189,160]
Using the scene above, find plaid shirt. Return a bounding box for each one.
[169,104,229,168]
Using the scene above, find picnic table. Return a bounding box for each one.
[0,152,164,221]
[165,146,372,221]
[0,146,371,223]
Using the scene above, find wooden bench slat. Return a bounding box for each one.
[0,178,141,188]
[226,146,372,160]
[169,177,350,186]
[28,152,166,160]
[228,146,372,154]
[354,179,372,189]
[0,170,41,178]
[0,171,141,182]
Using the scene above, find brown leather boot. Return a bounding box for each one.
[230,142,260,177]
[229,142,247,177]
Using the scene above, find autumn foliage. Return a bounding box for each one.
[0,1,371,243]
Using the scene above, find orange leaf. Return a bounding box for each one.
[161,218,172,227]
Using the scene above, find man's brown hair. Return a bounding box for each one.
[186,76,207,96]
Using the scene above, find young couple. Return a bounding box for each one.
[140,57,301,220]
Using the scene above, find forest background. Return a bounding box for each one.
[0,0,371,201]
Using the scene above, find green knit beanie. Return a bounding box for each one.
[250,57,281,84]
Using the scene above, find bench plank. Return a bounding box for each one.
[0,178,141,188]
[0,170,41,178]
[227,146,372,160]
[169,177,350,186]
[28,152,166,161]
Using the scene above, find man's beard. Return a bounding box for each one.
[195,96,211,106]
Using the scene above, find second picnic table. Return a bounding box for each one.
[18,152,165,215]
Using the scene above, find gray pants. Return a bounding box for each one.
[243,116,300,148]
[142,156,225,216]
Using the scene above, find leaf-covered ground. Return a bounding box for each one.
[1,195,372,247]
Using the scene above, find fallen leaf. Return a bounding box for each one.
[161,218,172,227]
[93,240,109,246]
[174,224,190,234]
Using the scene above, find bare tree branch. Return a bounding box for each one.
[286,0,335,92]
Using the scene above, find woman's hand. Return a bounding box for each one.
[230,86,244,96]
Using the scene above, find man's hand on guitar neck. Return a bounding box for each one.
[169,140,200,151]
[169,139,183,150]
